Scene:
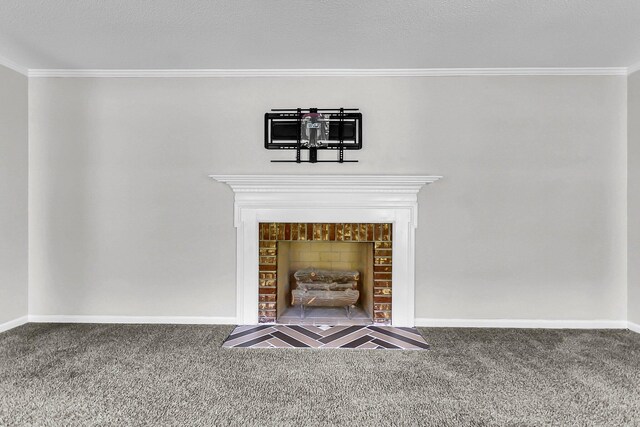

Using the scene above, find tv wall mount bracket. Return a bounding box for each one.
[264,108,362,163]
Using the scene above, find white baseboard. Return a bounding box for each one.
[414,318,629,329]
[28,315,238,325]
[17,315,640,331]
[0,316,29,333]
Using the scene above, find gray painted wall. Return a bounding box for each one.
[28,76,627,321]
[629,70,640,326]
[0,65,28,325]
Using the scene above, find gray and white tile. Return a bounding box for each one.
[222,325,429,350]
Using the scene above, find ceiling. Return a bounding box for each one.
[1,0,640,71]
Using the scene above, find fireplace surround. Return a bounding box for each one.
[210,175,441,327]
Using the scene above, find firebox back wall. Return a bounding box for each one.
[28,75,627,322]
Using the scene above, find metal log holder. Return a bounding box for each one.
[264,107,362,163]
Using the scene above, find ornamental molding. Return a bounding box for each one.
[29,67,628,78]
[209,174,441,194]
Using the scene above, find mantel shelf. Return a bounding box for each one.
[209,174,442,193]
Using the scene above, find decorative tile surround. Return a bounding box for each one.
[258,223,392,324]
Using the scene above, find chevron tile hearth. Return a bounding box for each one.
[222,325,429,350]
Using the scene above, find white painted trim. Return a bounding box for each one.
[212,174,440,327]
[414,318,629,329]
[0,316,28,333]
[210,174,441,194]
[28,315,237,325]
[27,67,628,78]
[0,54,28,76]
[628,62,640,75]
[14,316,638,331]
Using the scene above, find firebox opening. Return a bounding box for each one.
[276,241,374,325]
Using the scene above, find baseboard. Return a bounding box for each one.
[0,316,29,333]
[414,318,629,329]
[20,315,638,331]
[28,315,238,325]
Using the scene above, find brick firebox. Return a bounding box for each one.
[258,222,392,324]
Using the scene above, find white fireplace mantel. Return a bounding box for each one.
[210,174,441,326]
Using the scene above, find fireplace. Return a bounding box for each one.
[210,175,441,327]
[258,223,392,324]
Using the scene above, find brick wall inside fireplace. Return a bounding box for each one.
[258,223,392,324]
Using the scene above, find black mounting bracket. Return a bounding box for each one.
[265,107,362,163]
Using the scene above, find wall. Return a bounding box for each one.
[28,75,627,322]
[287,241,369,273]
[0,64,28,327]
[629,70,640,327]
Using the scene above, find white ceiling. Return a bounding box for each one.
[1,0,640,71]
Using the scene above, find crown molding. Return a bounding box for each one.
[628,61,640,75]
[0,54,28,76]
[28,67,629,78]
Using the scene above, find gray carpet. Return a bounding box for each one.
[0,324,638,426]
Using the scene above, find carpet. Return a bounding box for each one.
[222,325,430,349]
[0,324,639,426]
